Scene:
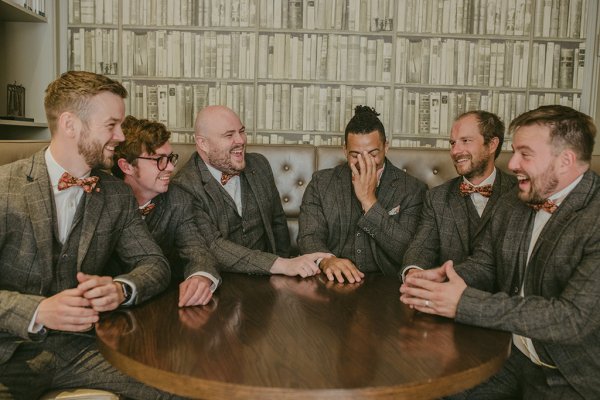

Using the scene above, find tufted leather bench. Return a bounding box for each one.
[2,140,600,253]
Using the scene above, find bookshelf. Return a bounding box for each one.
[0,0,54,139]
[65,0,599,150]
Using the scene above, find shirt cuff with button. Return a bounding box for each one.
[400,265,423,282]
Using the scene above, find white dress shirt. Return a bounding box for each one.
[206,163,242,216]
[462,167,497,217]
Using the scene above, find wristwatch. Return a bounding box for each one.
[118,281,133,304]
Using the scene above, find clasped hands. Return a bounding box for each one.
[399,260,467,318]
[36,272,126,332]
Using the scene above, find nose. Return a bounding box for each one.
[450,142,461,156]
[234,130,246,145]
[507,153,519,172]
[114,124,125,142]
[165,159,176,172]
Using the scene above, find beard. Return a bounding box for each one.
[454,151,491,181]
[77,128,114,170]
[207,145,245,175]
[517,164,559,204]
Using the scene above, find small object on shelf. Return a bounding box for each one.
[3,82,32,121]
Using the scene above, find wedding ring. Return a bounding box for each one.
[424,300,431,307]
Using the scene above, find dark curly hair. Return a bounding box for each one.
[112,115,171,178]
[344,105,386,144]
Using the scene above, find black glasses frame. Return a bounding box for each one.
[136,152,179,171]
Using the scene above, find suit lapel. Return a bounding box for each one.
[448,179,471,255]
[196,154,231,237]
[527,171,596,292]
[24,151,54,291]
[77,170,104,268]
[243,157,277,250]
[376,162,400,210]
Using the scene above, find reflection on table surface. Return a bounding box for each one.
[97,273,510,400]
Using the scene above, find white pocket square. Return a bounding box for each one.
[388,205,400,216]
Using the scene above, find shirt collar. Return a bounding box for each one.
[549,174,584,205]
[462,167,497,187]
[45,148,91,188]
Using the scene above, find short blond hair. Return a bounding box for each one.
[44,71,127,133]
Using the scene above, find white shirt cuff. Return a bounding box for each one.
[28,306,45,334]
[187,272,220,292]
[401,265,423,282]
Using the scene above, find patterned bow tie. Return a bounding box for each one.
[58,172,99,193]
[459,182,493,198]
[528,199,558,214]
[139,202,155,216]
[220,172,240,186]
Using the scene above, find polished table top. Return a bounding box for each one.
[97,273,510,399]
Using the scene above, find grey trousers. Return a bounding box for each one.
[445,344,584,400]
[0,333,180,400]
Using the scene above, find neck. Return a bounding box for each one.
[124,176,156,206]
[49,141,90,177]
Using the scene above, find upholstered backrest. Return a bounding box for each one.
[3,140,600,254]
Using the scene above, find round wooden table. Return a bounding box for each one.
[96,273,510,399]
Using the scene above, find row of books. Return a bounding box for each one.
[397,0,586,38]
[392,88,581,137]
[257,33,392,82]
[69,0,117,24]
[122,81,256,131]
[68,28,118,75]
[119,80,582,142]
[13,0,45,16]
[122,30,256,79]
[396,38,584,90]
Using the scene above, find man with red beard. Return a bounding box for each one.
[0,71,173,398]
[400,105,600,399]
[113,115,220,307]
[402,111,516,274]
[174,105,329,277]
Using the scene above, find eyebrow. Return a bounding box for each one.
[348,148,380,154]
[222,126,245,135]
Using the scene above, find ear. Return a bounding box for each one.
[195,135,209,154]
[384,139,390,153]
[117,158,135,177]
[487,136,500,156]
[57,111,81,139]
[558,148,577,171]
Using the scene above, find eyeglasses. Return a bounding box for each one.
[136,152,179,171]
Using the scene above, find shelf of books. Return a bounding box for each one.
[67,0,595,148]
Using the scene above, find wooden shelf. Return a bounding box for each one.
[0,120,47,128]
[0,0,46,22]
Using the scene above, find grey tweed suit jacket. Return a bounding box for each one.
[111,185,221,284]
[298,160,427,275]
[403,169,516,269]
[173,152,291,274]
[455,169,600,398]
[0,149,170,364]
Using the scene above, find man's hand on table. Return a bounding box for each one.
[179,276,213,307]
[320,256,364,283]
[270,252,330,278]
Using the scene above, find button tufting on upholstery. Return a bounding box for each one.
[283,165,290,171]
[283,197,289,203]
[298,180,304,186]
[432,169,439,175]
[402,168,407,172]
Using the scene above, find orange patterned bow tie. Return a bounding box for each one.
[220,172,240,186]
[58,172,99,194]
[528,199,558,214]
[459,182,493,198]
[139,202,155,216]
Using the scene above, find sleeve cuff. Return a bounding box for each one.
[400,265,423,282]
[113,278,137,306]
[186,272,220,292]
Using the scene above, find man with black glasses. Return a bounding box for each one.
[113,115,220,307]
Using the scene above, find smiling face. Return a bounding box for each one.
[344,130,388,172]
[508,124,560,204]
[196,107,246,174]
[77,91,125,170]
[125,141,175,204]
[449,114,497,184]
